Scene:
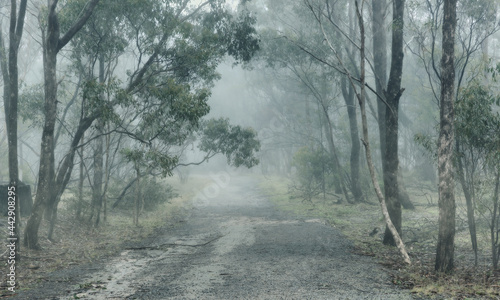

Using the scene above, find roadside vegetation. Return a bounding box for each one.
[0,175,209,294]
[259,174,500,299]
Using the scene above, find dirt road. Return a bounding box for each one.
[14,175,414,299]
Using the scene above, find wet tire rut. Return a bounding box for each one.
[14,175,415,299]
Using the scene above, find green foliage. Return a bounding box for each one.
[120,148,179,177]
[123,177,178,211]
[454,78,500,269]
[31,0,262,202]
[90,0,261,176]
[226,10,260,63]
[414,132,438,161]
[81,78,121,123]
[415,79,500,170]
[62,0,128,64]
[290,146,336,201]
[18,83,45,127]
[199,118,260,168]
[18,79,75,129]
[120,148,144,164]
[145,150,179,177]
[136,79,211,143]
[456,80,500,165]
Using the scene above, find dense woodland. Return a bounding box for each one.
[1,0,500,296]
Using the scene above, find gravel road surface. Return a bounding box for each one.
[14,175,415,299]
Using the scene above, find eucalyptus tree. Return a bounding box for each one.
[60,0,128,228]
[407,0,499,270]
[376,0,407,246]
[435,0,458,273]
[455,78,500,269]
[330,0,410,264]
[370,0,414,245]
[23,0,100,250]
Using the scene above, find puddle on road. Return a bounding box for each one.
[64,250,171,299]
[61,216,326,299]
[62,239,203,299]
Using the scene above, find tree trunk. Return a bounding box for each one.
[23,0,100,250]
[372,0,387,163]
[456,140,478,266]
[0,0,28,255]
[398,170,414,210]
[90,121,104,227]
[341,78,363,202]
[134,164,142,226]
[435,0,457,273]
[89,55,105,227]
[77,134,85,220]
[323,115,351,203]
[382,0,405,247]
[24,18,59,249]
[490,170,500,270]
[372,0,409,245]
[353,0,410,264]
[103,132,110,223]
[47,117,93,240]
[334,14,362,203]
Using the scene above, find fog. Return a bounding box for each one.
[2,0,500,296]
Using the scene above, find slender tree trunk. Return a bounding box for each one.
[379,0,405,246]
[134,163,142,226]
[456,140,478,266]
[24,0,100,249]
[333,13,362,202]
[435,0,457,273]
[77,134,85,220]
[490,170,500,270]
[340,78,363,202]
[0,0,28,255]
[48,117,93,239]
[372,0,414,218]
[323,116,351,203]
[25,23,58,249]
[90,55,105,227]
[353,0,410,264]
[91,122,104,227]
[372,0,401,246]
[372,0,387,162]
[103,132,110,223]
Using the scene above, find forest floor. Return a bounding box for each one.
[2,173,416,299]
[259,175,500,299]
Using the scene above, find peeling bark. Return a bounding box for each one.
[435,0,457,273]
